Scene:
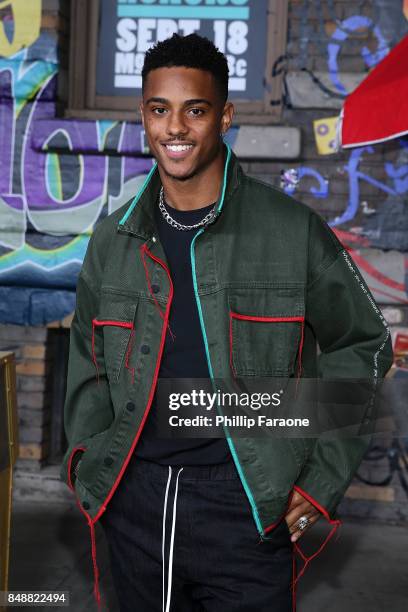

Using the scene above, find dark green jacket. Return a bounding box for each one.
[61,145,392,538]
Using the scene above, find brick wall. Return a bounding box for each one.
[0,322,70,470]
[0,324,51,467]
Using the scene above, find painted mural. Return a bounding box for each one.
[0,0,407,325]
[0,1,155,324]
[282,2,408,306]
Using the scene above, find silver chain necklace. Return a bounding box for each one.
[158,187,217,231]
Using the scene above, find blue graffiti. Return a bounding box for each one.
[283,167,329,199]
[384,139,408,194]
[328,15,389,94]
[283,139,408,228]
[330,143,408,227]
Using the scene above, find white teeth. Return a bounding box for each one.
[165,145,193,152]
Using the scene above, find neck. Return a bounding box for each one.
[158,145,226,211]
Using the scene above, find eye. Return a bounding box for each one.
[188,108,205,116]
[152,107,167,115]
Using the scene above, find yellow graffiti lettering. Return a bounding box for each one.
[0,0,42,58]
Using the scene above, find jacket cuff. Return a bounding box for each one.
[292,477,343,588]
[295,467,344,519]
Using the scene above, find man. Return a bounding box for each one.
[61,34,393,612]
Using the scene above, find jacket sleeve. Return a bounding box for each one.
[60,233,113,488]
[295,212,393,516]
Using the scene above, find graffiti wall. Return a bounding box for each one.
[0,0,407,325]
[0,0,154,324]
[282,0,408,306]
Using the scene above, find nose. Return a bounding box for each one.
[166,110,188,138]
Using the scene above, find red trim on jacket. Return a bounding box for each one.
[66,446,102,610]
[124,328,136,384]
[92,320,134,328]
[262,486,342,612]
[76,498,102,610]
[80,243,174,610]
[92,244,174,519]
[292,485,342,586]
[228,312,237,378]
[230,313,305,323]
[91,319,134,383]
[140,242,175,341]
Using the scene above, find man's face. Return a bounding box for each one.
[141,66,233,181]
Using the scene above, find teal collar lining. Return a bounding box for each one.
[118,143,233,229]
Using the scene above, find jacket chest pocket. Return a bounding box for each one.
[228,287,305,377]
[93,295,138,384]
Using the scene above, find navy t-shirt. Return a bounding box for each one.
[134,196,231,465]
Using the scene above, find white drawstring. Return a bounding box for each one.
[162,466,184,612]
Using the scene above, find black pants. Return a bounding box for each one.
[99,456,293,612]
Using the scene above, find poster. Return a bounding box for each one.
[96,0,269,100]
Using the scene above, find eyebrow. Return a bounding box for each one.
[145,97,213,107]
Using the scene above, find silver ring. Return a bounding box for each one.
[297,515,309,531]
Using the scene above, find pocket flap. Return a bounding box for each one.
[228,286,304,319]
[97,294,137,325]
[94,295,138,382]
[228,287,305,377]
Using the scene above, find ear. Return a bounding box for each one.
[140,101,145,128]
[221,101,234,135]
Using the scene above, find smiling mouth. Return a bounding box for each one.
[163,144,194,152]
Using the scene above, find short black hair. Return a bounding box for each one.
[142,33,229,102]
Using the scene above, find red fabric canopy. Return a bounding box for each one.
[341,34,408,148]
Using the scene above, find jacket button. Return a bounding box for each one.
[126,401,135,412]
[103,456,113,466]
[141,344,150,354]
[151,284,160,294]
[82,501,90,510]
